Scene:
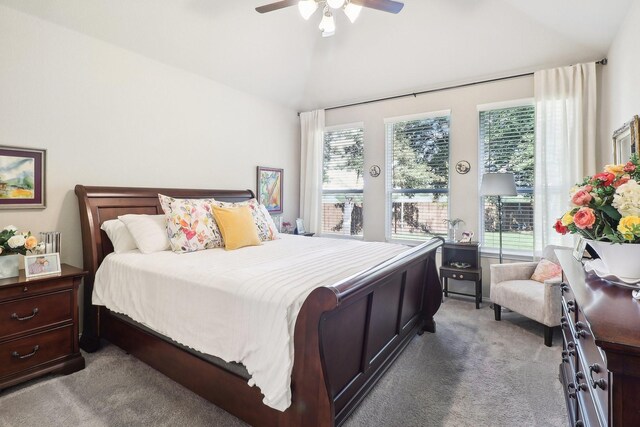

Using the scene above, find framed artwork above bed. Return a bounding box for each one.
[257,166,283,214]
[0,145,46,209]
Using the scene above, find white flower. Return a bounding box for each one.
[613,179,640,217]
[3,225,17,233]
[7,234,25,248]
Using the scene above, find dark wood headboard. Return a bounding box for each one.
[74,185,254,350]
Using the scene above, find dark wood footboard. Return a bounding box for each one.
[75,185,443,427]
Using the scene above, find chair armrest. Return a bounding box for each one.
[543,278,564,326]
[490,262,538,285]
[544,277,563,286]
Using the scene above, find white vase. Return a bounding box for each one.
[586,240,640,280]
[0,254,20,279]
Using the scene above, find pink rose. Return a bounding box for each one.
[624,162,636,173]
[614,175,631,188]
[594,172,615,187]
[571,189,592,206]
[573,207,596,230]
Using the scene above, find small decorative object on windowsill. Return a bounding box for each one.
[443,218,464,241]
[554,154,640,291]
[0,225,42,279]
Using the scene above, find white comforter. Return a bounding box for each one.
[93,234,407,411]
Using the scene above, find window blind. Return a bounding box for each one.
[479,105,535,253]
[386,114,450,241]
[322,126,364,237]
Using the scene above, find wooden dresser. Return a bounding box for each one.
[557,250,640,426]
[0,264,86,390]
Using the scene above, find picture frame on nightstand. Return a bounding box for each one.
[24,252,61,279]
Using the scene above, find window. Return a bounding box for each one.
[385,111,450,241]
[322,125,364,237]
[479,103,535,253]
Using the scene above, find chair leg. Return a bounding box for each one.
[544,325,553,347]
[494,304,501,321]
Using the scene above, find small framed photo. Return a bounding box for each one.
[296,218,306,234]
[573,237,587,261]
[24,253,61,279]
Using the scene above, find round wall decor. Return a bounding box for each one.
[369,165,381,177]
[455,160,471,175]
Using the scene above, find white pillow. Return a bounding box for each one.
[118,214,170,254]
[100,219,138,253]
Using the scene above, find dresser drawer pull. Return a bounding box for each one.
[575,421,584,427]
[567,382,577,399]
[11,308,39,321]
[575,329,588,339]
[11,345,40,360]
[561,350,570,363]
[589,364,607,390]
[560,282,569,292]
[566,300,576,312]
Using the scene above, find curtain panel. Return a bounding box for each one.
[533,63,597,254]
[299,109,325,233]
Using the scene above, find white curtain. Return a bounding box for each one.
[299,109,325,234]
[534,63,597,254]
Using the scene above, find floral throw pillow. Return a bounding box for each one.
[158,194,223,252]
[212,198,278,242]
[530,258,562,282]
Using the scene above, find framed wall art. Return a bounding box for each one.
[613,115,639,164]
[0,145,46,209]
[257,166,283,214]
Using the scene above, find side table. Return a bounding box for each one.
[440,241,482,309]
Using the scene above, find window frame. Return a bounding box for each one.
[477,99,535,258]
[384,110,452,244]
[321,122,365,240]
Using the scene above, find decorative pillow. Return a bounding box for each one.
[100,219,138,253]
[211,205,261,250]
[212,198,277,241]
[158,194,223,252]
[118,214,170,254]
[530,258,562,282]
[259,204,280,238]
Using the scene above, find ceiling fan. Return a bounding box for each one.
[255,0,405,37]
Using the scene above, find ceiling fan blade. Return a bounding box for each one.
[255,0,299,14]
[351,0,404,14]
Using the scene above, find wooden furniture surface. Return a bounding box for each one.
[440,241,482,308]
[0,264,85,390]
[557,249,640,427]
[75,185,444,427]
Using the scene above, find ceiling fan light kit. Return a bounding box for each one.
[256,0,403,37]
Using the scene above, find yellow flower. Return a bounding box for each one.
[617,216,640,240]
[24,235,38,250]
[605,164,626,175]
[561,211,574,226]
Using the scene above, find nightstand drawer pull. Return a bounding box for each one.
[11,345,40,360]
[11,308,39,321]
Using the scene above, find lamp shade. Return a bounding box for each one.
[480,173,517,196]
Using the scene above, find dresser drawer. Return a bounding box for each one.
[0,325,73,378]
[0,277,74,303]
[0,290,73,339]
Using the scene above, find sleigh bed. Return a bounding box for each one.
[75,185,443,427]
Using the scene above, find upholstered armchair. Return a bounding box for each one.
[490,245,565,347]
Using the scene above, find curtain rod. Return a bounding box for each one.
[300,58,607,115]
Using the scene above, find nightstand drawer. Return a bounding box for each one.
[440,269,480,281]
[0,325,73,378]
[0,277,73,303]
[0,290,73,339]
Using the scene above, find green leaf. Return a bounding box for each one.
[600,204,622,221]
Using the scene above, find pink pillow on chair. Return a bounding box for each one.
[530,258,562,282]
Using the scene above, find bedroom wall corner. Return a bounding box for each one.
[598,1,640,167]
[0,4,300,325]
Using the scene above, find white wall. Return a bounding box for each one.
[599,1,640,166]
[0,6,299,271]
[325,75,534,297]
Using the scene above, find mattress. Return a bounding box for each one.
[93,234,408,411]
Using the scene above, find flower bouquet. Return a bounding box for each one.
[0,225,39,256]
[555,155,640,281]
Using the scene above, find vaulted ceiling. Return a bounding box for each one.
[0,0,632,111]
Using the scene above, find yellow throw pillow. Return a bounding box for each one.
[212,205,261,250]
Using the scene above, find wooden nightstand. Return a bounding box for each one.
[0,264,86,390]
[440,242,482,309]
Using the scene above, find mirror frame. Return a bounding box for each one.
[613,115,640,164]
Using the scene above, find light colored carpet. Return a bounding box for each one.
[0,298,566,426]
